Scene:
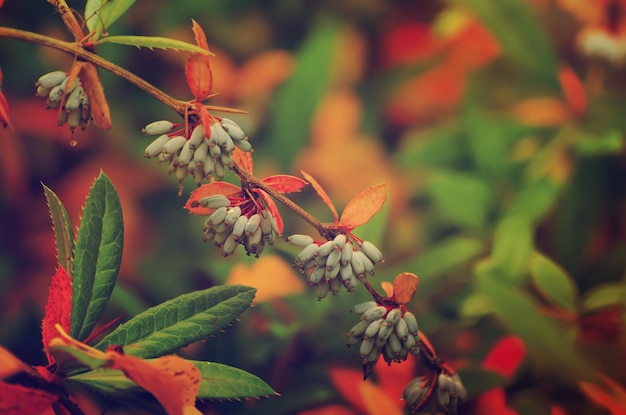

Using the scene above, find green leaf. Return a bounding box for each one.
[395,123,465,169]
[490,215,534,285]
[96,36,214,56]
[476,269,596,382]
[454,0,560,90]
[68,360,277,400]
[85,0,136,40]
[529,252,578,312]
[408,236,484,278]
[266,18,338,170]
[581,282,626,313]
[42,183,74,276]
[426,170,492,230]
[506,178,563,224]
[47,343,107,376]
[71,172,124,340]
[574,130,624,156]
[194,361,278,399]
[95,285,256,358]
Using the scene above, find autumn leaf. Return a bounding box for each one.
[579,374,626,415]
[262,175,308,193]
[226,255,305,302]
[232,147,254,174]
[300,170,338,222]
[482,335,526,379]
[252,188,285,235]
[41,266,72,365]
[338,183,387,231]
[391,273,419,306]
[0,347,29,380]
[185,20,213,101]
[185,182,242,215]
[108,353,201,415]
[381,281,394,299]
[360,381,404,415]
[0,382,58,415]
[558,65,586,117]
[77,62,112,130]
[328,367,368,413]
[474,388,519,415]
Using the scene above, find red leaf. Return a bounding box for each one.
[328,366,369,414]
[262,175,308,193]
[0,68,12,130]
[252,188,284,235]
[0,381,58,415]
[374,354,416,407]
[190,19,209,50]
[359,380,404,415]
[186,21,213,101]
[300,170,338,223]
[185,182,241,215]
[578,374,626,415]
[77,62,112,130]
[0,347,28,380]
[391,273,419,305]
[232,147,254,174]
[41,266,72,365]
[474,388,519,415]
[558,65,586,118]
[578,305,624,344]
[482,335,526,379]
[338,183,387,231]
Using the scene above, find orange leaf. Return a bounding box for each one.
[339,183,387,231]
[252,189,284,235]
[41,266,72,365]
[185,182,241,215]
[0,347,28,380]
[482,335,526,379]
[381,281,394,299]
[359,380,404,415]
[190,19,209,50]
[558,65,586,117]
[77,62,112,130]
[374,354,416,407]
[262,175,308,193]
[226,255,305,302]
[300,170,338,223]
[108,353,201,415]
[0,381,58,415]
[579,374,626,415]
[186,21,212,101]
[512,97,569,127]
[390,273,418,306]
[232,147,253,174]
[328,366,368,413]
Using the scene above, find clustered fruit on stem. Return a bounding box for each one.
[0,18,468,415]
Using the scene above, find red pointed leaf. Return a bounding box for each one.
[359,380,404,414]
[41,266,72,365]
[232,147,253,174]
[579,374,626,415]
[196,105,212,137]
[558,65,586,117]
[392,273,419,305]
[186,55,213,101]
[328,366,369,414]
[185,182,241,215]
[191,19,209,50]
[262,175,308,193]
[482,335,526,379]
[300,170,338,222]
[252,189,284,234]
[0,381,58,415]
[339,183,387,231]
[374,353,416,406]
[381,281,394,299]
[77,62,112,130]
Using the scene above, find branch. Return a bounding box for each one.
[0,27,187,115]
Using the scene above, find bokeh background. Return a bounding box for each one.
[1,0,626,414]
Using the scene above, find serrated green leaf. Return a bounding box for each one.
[71,172,123,340]
[68,359,277,400]
[426,170,493,230]
[529,252,578,312]
[476,269,596,382]
[95,36,214,56]
[267,18,338,170]
[491,215,534,285]
[95,285,256,358]
[42,183,74,276]
[453,0,560,90]
[85,0,136,40]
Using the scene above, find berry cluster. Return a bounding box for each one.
[403,373,467,415]
[286,234,384,300]
[36,70,91,129]
[347,301,420,365]
[142,117,252,186]
[198,195,278,257]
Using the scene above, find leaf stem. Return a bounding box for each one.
[0,26,188,115]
